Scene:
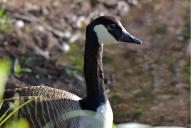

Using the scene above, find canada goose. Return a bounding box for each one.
[0,16,142,128]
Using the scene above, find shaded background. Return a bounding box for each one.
[0,0,190,127]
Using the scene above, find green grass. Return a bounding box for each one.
[0,58,32,128]
[0,97,35,126]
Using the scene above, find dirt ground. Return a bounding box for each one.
[0,0,190,127]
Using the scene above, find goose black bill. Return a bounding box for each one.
[120,31,142,44]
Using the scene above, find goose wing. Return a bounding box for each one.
[0,86,82,128]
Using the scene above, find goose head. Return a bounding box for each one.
[86,16,142,45]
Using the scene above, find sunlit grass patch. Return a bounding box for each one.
[4,118,29,128]
[0,58,11,100]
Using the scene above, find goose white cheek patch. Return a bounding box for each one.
[94,25,118,44]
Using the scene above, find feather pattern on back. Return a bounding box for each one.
[1,86,82,128]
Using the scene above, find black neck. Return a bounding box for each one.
[80,28,107,111]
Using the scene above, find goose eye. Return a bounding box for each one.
[107,24,116,30]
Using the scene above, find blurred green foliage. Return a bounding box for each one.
[182,7,190,41]
[0,58,32,127]
[4,118,29,128]
[0,5,10,31]
[111,94,125,104]
[62,44,83,70]
[112,124,117,128]
[184,63,191,75]
[103,56,113,64]
[0,58,11,100]
[14,59,32,75]
[61,43,84,80]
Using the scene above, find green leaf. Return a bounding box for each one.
[14,59,22,74]
[13,59,32,74]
